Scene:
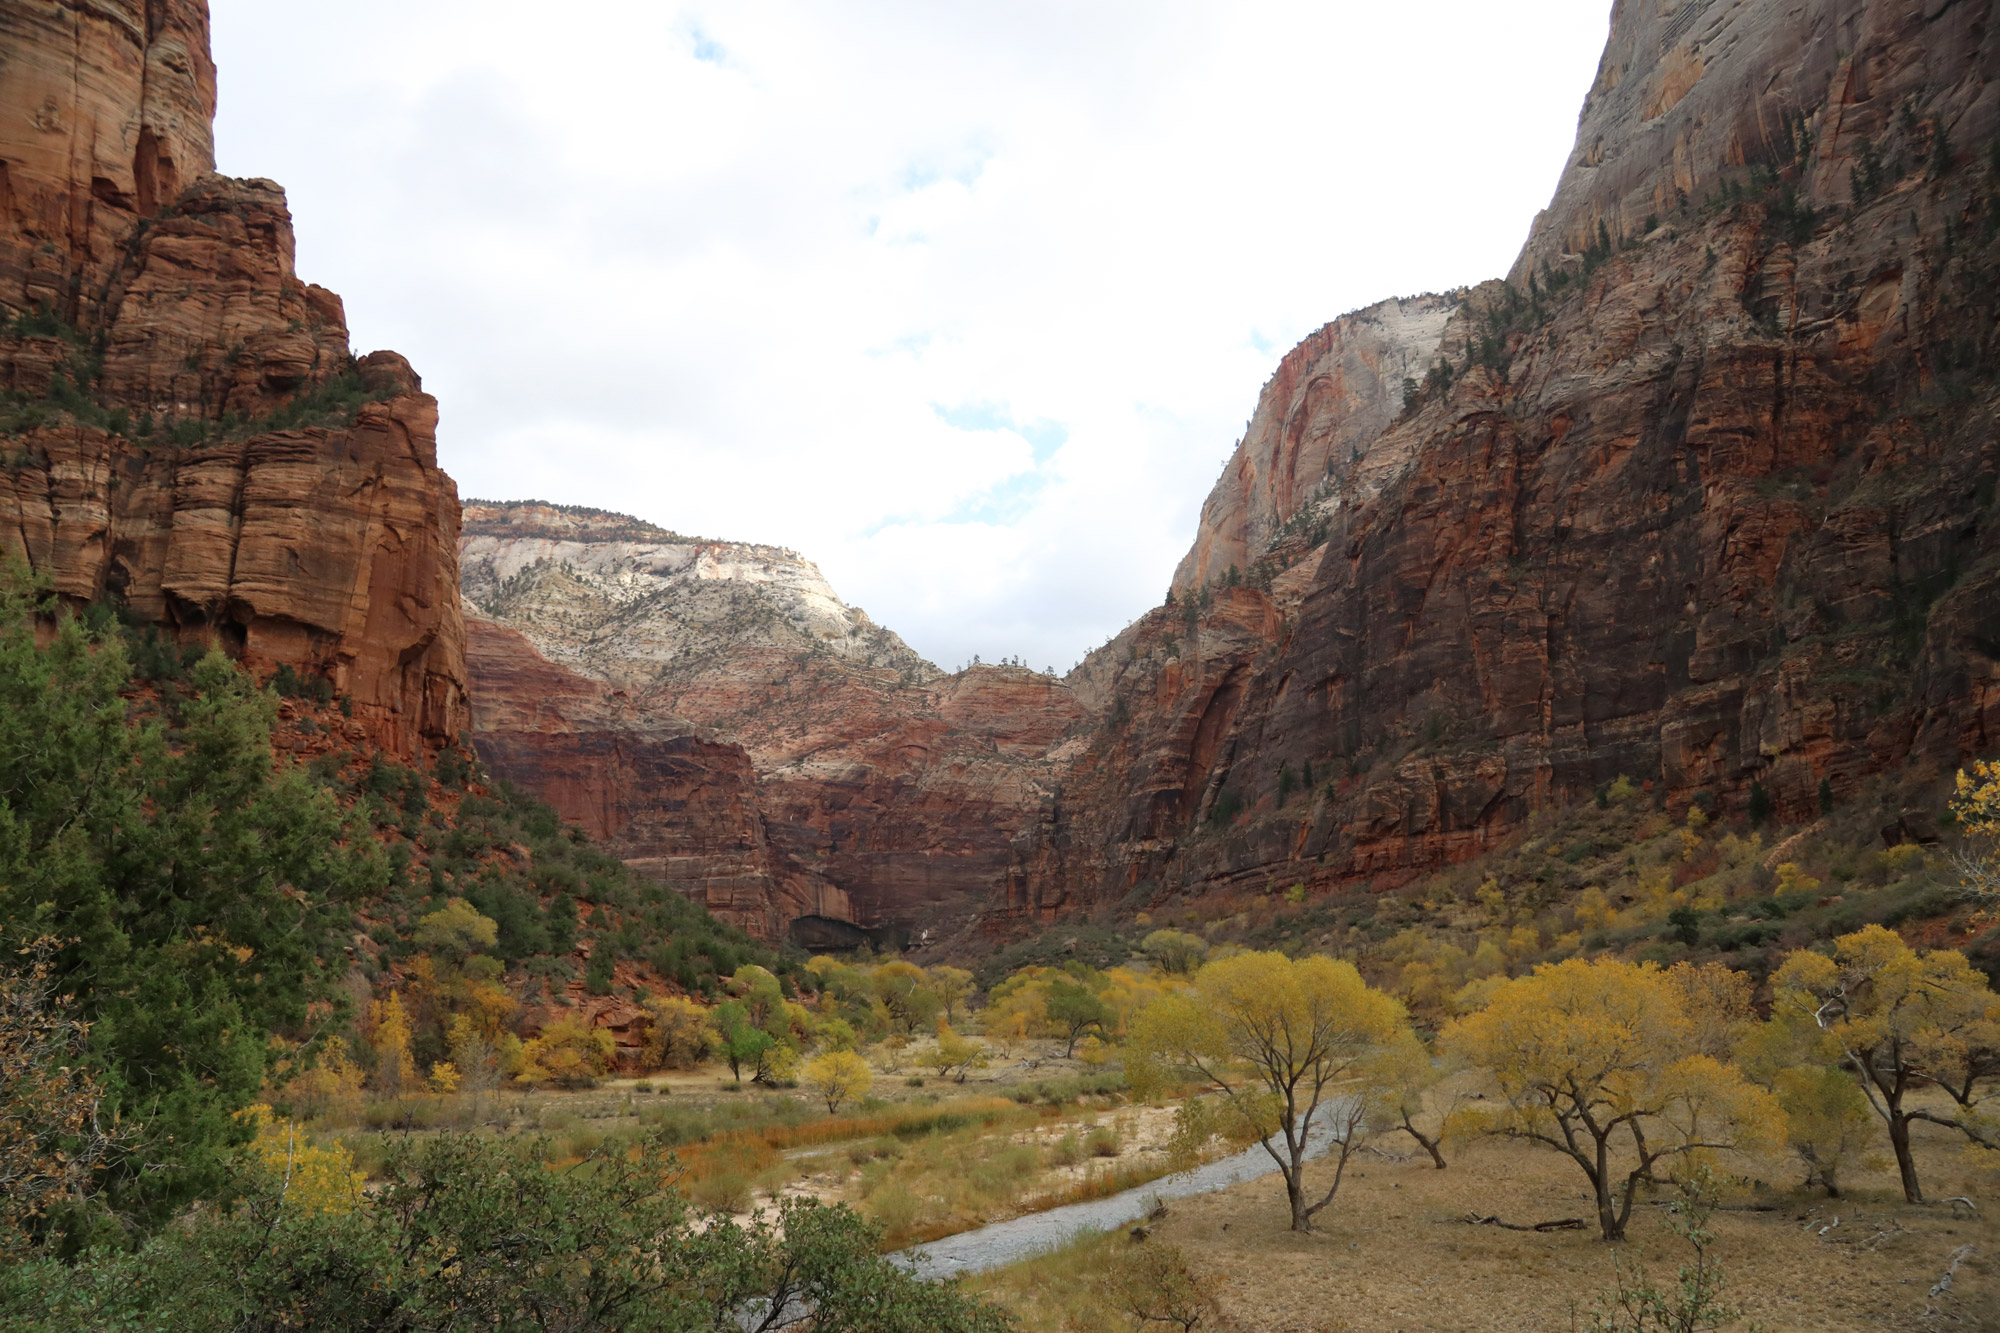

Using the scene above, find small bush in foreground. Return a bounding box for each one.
[1104,1242,1224,1332]
[1575,1178,1750,1333]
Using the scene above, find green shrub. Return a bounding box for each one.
[0,1131,1009,1332]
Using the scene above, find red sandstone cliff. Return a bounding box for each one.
[0,0,217,323]
[460,502,1086,940]
[466,616,854,942]
[1015,0,2000,918]
[0,0,465,758]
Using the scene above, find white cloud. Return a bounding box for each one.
[210,0,1611,672]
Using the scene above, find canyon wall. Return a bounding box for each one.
[1015,0,2000,919]
[0,0,465,758]
[462,502,1085,940]
[465,616,852,941]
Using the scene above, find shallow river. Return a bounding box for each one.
[894,1100,1350,1281]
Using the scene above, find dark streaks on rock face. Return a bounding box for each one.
[1015,0,2000,921]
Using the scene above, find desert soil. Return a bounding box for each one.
[1118,1126,1997,1333]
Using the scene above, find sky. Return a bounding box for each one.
[209,0,1612,674]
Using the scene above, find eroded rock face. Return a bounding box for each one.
[460,500,937,689]
[1512,0,1997,277]
[0,395,467,758]
[1171,294,1459,598]
[92,174,356,418]
[1017,0,2000,916]
[465,617,850,941]
[0,0,217,322]
[0,0,467,759]
[462,503,1086,939]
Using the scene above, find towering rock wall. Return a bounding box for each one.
[0,0,466,758]
[0,0,217,324]
[1016,0,2000,918]
[463,502,1085,940]
[1512,0,1998,277]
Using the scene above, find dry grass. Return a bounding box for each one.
[970,1121,2000,1332]
[967,1226,1134,1331]
[809,1104,1197,1247]
[730,1097,1021,1152]
[674,1097,1028,1213]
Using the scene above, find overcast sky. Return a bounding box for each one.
[209,1,1610,674]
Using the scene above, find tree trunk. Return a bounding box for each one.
[1590,1138,1624,1241]
[1401,1118,1447,1169]
[1285,1167,1310,1232]
[1594,1180,1625,1242]
[1888,1114,1924,1203]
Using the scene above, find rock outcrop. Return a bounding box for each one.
[461,500,936,688]
[0,0,466,758]
[0,0,217,325]
[462,502,1085,940]
[1171,294,1459,598]
[1015,0,2000,917]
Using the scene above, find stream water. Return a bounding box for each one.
[894,1100,1352,1282]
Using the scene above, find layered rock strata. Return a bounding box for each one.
[466,616,851,941]
[1014,0,2000,917]
[462,502,1085,939]
[0,0,466,758]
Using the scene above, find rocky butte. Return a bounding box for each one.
[460,501,1085,944]
[0,0,464,759]
[1006,0,2000,921]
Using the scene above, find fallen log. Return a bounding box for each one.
[1459,1212,1587,1233]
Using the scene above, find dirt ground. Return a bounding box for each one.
[1126,1125,1999,1333]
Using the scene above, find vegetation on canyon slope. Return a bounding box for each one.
[0,566,1024,1332]
[2,304,401,448]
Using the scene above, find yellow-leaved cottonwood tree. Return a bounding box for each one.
[1770,924,2000,1202]
[928,966,976,1023]
[642,994,717,1070]
[1770,1065,1881,1197]
[1129,951,1409,1232]
[1364,1029,1458,1169]
[1951,759,2000,899]
[802,1049,873,1113]
[1444,957,1785,1241]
